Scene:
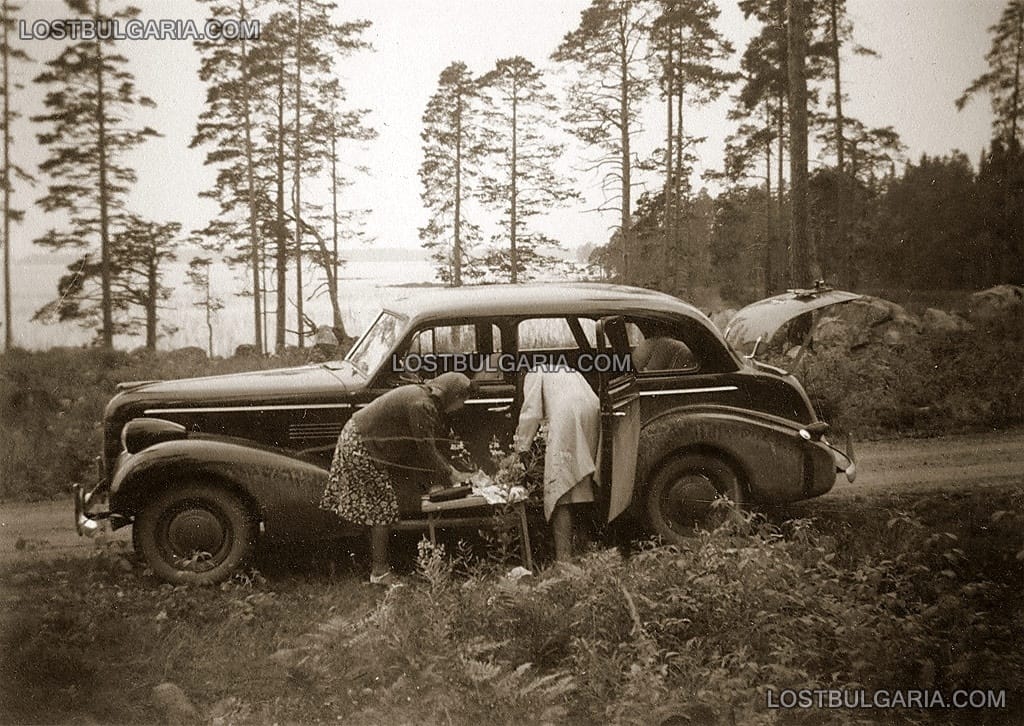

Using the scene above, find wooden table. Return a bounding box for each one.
[392,495,533,570]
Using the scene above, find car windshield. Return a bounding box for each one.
[345,311,405,376]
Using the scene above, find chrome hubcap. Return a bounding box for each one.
[166,508,225,559]
[665,473,717,529]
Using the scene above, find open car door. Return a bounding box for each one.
[596,316,641,522]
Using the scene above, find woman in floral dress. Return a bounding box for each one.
[321,372,475,584]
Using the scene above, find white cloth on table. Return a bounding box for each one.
[468,469,528,505]
[514,365,600,521]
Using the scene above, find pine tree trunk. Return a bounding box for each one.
[830,0,844,175]
[239,0,262,354]
[676,77,688,289]
[94,1,113,348]
[774,92,786,293]
[1012,7,1022,143]
[275,58,287,352]
[293,0,304,347]
[453,89,463,287]
[2,0,11,351]
[510,78,518,283]
[205,270,214,357]
[830,0,850,285]
[618,20,631,281]
[664,35,674,290]
[764,101,773,295]
[787,0,811,287]
[329,127,344,332]
[146,254,157,350]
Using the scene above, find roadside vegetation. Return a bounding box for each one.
[0,346,310,501]
[2,487,1021,724]
[792,311,1024,438]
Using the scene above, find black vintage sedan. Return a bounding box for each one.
[75,283,854,583]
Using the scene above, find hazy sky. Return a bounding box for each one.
[5,0,1002,264]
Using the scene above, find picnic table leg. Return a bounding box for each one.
[516,502,533,571]
[428,514,437,546]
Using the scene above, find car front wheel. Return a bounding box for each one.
[645,453,743,544]
[134,483,257,585]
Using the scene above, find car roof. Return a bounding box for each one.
[384,282,712,324]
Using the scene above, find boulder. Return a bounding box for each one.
[832,297,893,329]
[876,316,920,346]
[152,683,198,724]
[813,316,868,349]
[922,308,960,333]
[967,284,1024,323]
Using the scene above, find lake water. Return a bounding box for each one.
[8,250,594,356]
[8,252,439,356]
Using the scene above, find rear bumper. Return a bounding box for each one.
[827,433,857,483]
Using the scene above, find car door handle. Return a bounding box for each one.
[487,405,511,412]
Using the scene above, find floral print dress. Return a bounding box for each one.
[320,419,400,526]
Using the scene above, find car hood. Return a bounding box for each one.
[112,363,357,410]
[724,288,862,356]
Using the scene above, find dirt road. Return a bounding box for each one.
[2,429,1022,564]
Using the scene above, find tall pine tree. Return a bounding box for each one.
[32,0,161,347]
[419,62,486,286]
[553,0,654,281]
[957,0,1024,144]
[651,0,733,291]
[1,0,30,350]
[478,57,576,282]
[192,0,267,354]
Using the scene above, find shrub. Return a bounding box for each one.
[784,322,1024,437]
[0,346,317,500]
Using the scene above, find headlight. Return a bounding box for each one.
[122,418,188,454]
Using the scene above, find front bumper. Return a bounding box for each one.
[73,480,110,536]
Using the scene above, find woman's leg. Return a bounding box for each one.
[370,524,391,577]
[551,505,573,562]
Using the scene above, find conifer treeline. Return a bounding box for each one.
[0,0,1019,352]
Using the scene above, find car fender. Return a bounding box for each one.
[109,436,354,541]
[637,404,836,503]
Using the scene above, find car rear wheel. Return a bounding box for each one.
[134,483,257,585]
[645,453,743,544]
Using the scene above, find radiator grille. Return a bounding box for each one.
[288,423,344,441]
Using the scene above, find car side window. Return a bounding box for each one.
[402,323,503,380]
[629,319,700,373]
[518,317,587,351]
